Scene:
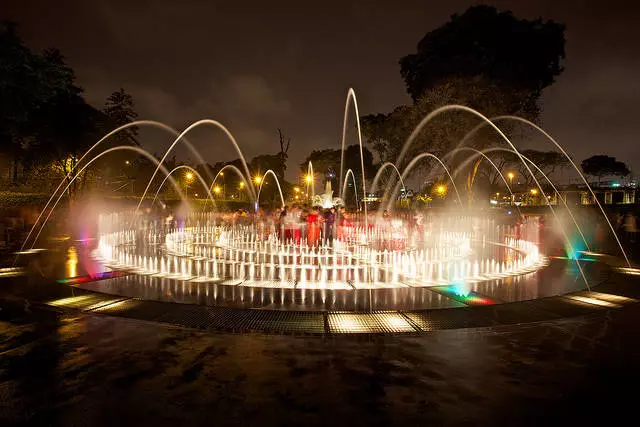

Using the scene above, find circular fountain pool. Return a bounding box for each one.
[68,211,591,312]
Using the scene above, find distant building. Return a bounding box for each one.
[504,182,638,207]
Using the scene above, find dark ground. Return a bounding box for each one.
[1,294,639,427]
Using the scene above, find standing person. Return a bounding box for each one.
[623,212,637,244]
[278,206,287,241]
[298,207,307,244]
[288,205,299,243]
[324,208,336,245]
[306,208,322,246]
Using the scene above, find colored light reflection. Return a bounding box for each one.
[564,235,587,260]
[432,285,496,306]
[66,247,78,278]
[57,270,125,285]
[453,282,471,297]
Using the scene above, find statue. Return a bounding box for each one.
[312,180,343,208]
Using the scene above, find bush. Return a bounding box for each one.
[0,192,51,211]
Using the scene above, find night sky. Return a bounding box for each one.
[4,0,640,179]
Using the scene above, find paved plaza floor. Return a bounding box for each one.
[1,293,639,426]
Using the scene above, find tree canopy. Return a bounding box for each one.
[399,5,565,102]
[581,155,630,182]
[300,145,375,200]
[103,88,139,146]
[0,22,139,195]
[361,5,566,170]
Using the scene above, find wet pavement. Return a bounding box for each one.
[1,293,639,426]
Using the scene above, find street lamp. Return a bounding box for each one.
[219,171,225,197]
[507,172,515,205]
[185,171,194,197]
[214,186,221,195]
[254,175,262,185]
[305,174,313,184]
[530,188,538,195]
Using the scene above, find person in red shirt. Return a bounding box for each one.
[306,207,322,246]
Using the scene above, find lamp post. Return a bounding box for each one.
[253,176,262,211]
[220,171,225,199]
[185,172,194,197]
[507,172,515,205]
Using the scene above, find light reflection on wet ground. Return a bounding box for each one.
[73,258,605,311]
[0,297,638,426]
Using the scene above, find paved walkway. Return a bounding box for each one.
[1,293,639,426]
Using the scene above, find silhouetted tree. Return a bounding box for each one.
[300,145,375,202]
[277,128,291,180]
[361,5,566,172]
[581,155,630,184]
[399,5,565,103]
[251,154,283,178]
[103,88,139,145]
[0,22,78,184]
[30,91,103,199]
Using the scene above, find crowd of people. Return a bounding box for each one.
[222,204,346,246]
[220,205,430,249]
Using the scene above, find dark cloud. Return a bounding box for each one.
[4,0,640,177]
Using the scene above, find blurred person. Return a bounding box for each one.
[324,208,336,245]
[306,207,322,246]
[623,212,637,244]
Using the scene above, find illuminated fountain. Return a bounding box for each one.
[94,212,546,290]
[17,87,629,313]
[312,180,343,209]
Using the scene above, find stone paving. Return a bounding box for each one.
[1,293,639,426]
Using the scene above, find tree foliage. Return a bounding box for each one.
[277,128,291,179]
[361,5,566,173]
[300,144,375,198]
[581,155,630,182]
[363,77,542,164]
[399,5,565,102]
[1,22,79,184]
[103,88,139,146]
[0,22,139,195]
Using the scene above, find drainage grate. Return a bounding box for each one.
[529,297,605,317]
[91,299,168,322]
[46,294,118,310]
[403,308,488,330]
[156,305,220,329]
[327,312,417,334]
[203,308,325,334]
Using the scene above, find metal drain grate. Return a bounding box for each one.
[46,294,118,310]
[327,312,417,334]
[91,299,169,322]
[404,308,484,330]
[156,305,220,329]
[201,308,326,334]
